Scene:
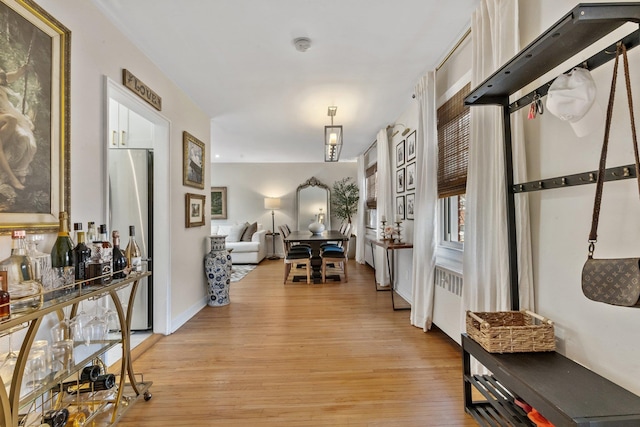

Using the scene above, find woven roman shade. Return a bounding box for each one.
[437,83,470,198]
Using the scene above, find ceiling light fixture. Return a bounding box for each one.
[324,106,343,162]
[293,37,311,52]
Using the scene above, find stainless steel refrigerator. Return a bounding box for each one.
[108,149,153,331]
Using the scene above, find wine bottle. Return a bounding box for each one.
[42,409,69,427]
[0,271,10,321]
[112,230,127,279]
[52,373,116,394]
[51,212,74,269]
[125,226,142,272]
[72,232,91,282]
[79,365,101,382]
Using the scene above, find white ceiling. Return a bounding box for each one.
[92,0,479,163]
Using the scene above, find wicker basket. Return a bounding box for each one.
[466,310,555,353]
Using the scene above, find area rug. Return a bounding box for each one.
[230,264,257,282]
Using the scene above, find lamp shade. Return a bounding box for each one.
[264,197,281,210]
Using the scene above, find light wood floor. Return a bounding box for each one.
[118,259,477,426]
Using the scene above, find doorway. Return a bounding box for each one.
[105,78,171,336]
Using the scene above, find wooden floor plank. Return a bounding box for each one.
[117,259,477,426]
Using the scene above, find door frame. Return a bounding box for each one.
[104,77,172,336]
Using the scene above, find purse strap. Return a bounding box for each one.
[588,42,640,258]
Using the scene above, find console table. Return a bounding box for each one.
[368,239,412,310]
[462,334,640,426]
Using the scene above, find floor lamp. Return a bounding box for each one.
[264,197,281,260]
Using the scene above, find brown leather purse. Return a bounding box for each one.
[581,43,640,307]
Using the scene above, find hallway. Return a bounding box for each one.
[118,259,476,426]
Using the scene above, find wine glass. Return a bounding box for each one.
[70,302,91,345]
[0,334,18,391]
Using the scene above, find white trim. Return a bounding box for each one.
[171,298,207,334]
[104,77,172,336]
[436,70,472,108]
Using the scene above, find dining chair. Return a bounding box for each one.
[321,235,349,283]
[280,232,311,284]
[320,223,351,251]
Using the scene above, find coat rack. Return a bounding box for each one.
[465,3,640,310]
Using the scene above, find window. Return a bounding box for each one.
[437,83,470,246]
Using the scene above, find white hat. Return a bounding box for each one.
[546,68,603,137]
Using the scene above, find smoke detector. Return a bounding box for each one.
[293,37,311,52]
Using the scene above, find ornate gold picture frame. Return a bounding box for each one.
[0,0,71,233]
[183,131,205,189]
[185,192,206,227]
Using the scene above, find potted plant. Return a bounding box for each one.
[332,177,359,257]
[332,177,359,224]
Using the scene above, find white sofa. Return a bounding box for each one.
[211,223,267,264]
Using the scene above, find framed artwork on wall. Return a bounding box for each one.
[406,130,416,162]
[406,193,415,220]
[183,131,205,189]
[395,195,405,220]
[406,162,416,191]
[185,193,206,227]
[396,168,405,193]
[396,140,405,167]
[0,0,71,234]
[210,186,227,219]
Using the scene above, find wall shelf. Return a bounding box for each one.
[464,2,640,310]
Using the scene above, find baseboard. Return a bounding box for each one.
[171,296,207,333]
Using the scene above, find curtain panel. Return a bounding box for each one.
[410,71,439,331]
[462,0,534,318]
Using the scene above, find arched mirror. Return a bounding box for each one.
[296,177,331,230]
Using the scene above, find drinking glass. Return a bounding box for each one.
[51,340,74,372]
[25,350,46,390]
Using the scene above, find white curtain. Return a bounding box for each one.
[462,0,534,316]
[410,72,439,331]
[376,129,393,286]
[355,154,366,264]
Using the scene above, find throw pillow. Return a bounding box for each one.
[241,222,258,242]
[218,224,247,243]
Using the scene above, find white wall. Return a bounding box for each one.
[0,0,212,334]
[210,162,358,256]
[520,0,640,395]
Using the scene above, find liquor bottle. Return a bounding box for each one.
[0,271,10,321]
[98,224,113,262]
[71,232,91,282]
[26,234,50,281]
[125,226,142,272]
[0,230,33,285]
[51,212,74,269]
[0,230,41,312]
[112,230,127,279]
[72,222,82,246]
[86,221,98,244]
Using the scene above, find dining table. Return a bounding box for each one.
[284,230,349,283]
